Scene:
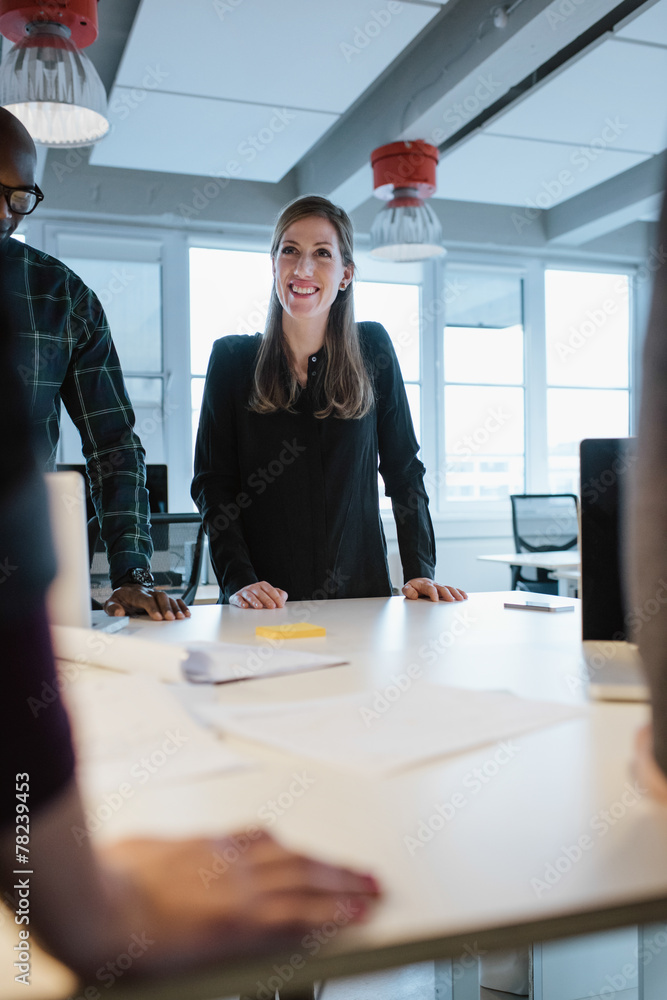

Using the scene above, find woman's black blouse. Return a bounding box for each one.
[191,321,436,603]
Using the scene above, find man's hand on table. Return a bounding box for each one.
[632,724,667,802]
[102,830,381,966]
[104,584,191,620]
[402,578,468,603]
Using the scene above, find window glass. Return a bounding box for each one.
[547,388,629,494]
[445,325,523,385]
[444,269,525,501]
[63,258,162,373]
[190,247,272,376]
[354,281,420,382]
[545,270,629,388]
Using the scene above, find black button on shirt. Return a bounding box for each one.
[192,322,436,603]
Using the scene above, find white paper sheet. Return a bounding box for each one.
[52,625,348,684]
[197,683,585,777]
[62,671,251,795]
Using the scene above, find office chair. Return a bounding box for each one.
[509,493,578,595]
[88,513,205,607]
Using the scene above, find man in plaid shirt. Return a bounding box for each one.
[0,108,188,621]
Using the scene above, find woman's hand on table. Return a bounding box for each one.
[402,578,468,603]
[230,581,288,609]
[632,724,667,801]
[102,830,381,965]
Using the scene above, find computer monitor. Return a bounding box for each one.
[56,462,168,518]
[579,438,635,641]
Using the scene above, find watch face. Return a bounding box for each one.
[129,569,154,586]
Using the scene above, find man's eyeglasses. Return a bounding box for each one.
[0,183,44,216]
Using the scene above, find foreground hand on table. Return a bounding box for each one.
[632,723,667,801]
[104,584,190,620]
[102,829,381,964]
[231,581,288,609]
[402,578,468,603]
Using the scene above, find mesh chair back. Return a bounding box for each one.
[510,494,578,553]
[88,513,205,608]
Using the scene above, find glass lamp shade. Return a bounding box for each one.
[0,23,109,147]
[370,190,445,262]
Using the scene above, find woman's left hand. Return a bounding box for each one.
[402,578,468,602]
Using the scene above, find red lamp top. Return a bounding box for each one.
[0,0,99,47]
[370,140,439,200]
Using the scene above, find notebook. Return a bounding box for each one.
[44,471,128,633]
[579,438,647,701]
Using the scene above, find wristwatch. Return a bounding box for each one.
[113,568,155,589]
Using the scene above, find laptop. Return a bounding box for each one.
[44,471,128,633]
[580,438,647,701]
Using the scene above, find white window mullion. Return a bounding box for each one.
[162,231,193,512]
[523,258,548,493]
[421,257,444,511]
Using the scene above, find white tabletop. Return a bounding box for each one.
[4,593,666,1000]
[478,551,580,571]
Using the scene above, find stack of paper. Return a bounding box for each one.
[52,624,348,684]
[197,683,585,777]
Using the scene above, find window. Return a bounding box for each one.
[57,240,165,463]
[443,269,525,501]
[545,270,630,494]
[355,280,421,510]
[189,246,272,454]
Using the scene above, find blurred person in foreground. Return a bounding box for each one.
[630,178,667,798]
[0,308,380,985]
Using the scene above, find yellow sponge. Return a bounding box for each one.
[255,623,326,640]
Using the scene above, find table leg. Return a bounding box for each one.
[638,925,667,1000]
[434,955,479,1000]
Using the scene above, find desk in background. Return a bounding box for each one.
[478,551,580,596]
[3,593,667,1000]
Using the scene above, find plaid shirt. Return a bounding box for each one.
[1,239,152,585]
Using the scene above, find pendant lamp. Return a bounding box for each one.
[370,140,445,262]
[0,0,109,147]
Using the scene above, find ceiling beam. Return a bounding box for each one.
[295,0,623,213]
[546,153,667,245]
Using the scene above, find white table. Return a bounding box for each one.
[478,552,580,595]
[4,593,667,1000]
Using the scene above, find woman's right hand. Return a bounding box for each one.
[231,581,288,609]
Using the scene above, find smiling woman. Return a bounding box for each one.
[191,194,467,609]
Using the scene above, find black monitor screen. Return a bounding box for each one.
[580,438,635,641]
[56,463,168,519]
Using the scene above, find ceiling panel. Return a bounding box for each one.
[434,134,648,207]
[617,0,667,45]
[485,38,667,155]
[113,0,439,115]
[89,90,338,182]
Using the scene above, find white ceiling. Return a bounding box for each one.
[90,0,443,180]
[434,8,667,207]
